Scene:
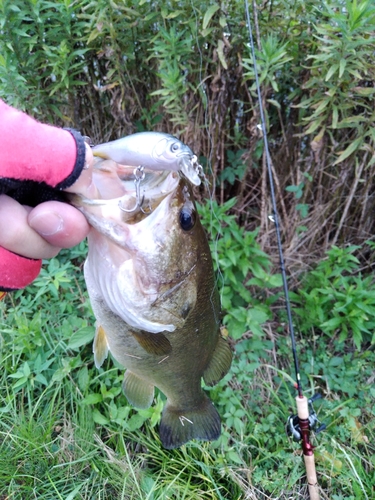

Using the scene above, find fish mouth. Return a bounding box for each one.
[67,168,180,224]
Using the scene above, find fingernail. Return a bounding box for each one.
[29,212,64,236]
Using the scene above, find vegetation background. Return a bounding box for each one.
[0,0,374,498]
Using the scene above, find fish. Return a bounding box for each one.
[70,160,232,449]
[92,132,202,187]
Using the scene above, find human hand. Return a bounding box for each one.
[0,100,99,291]
[0,195,90,259]
[0,144,95,260]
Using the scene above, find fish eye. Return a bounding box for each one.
[171,142,180,152]
[179,206,196,231]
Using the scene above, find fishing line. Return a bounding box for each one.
[189,0,226,305]
[244,0,302,397]
[244,6,323,499]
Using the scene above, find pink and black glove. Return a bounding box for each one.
[0,99,87,291]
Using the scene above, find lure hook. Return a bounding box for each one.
[118,166,152,214]
[191,154,204,178]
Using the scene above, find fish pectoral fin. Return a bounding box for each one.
[131,330,172,356]
[93,324,109,369]
[203,336,233,386]
[122,371,154,409]
[159,394,221,449]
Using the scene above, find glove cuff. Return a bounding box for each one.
[0,247,42,291]
[56,128,87,190]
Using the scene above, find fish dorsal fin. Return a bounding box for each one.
[93,324,109,369]
[122,371,154,409]
[131,330,172,356]
[203,336,233,386]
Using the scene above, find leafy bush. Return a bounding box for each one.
[1,0,375,262]
[291,245,375,349]
[198,198,282,340]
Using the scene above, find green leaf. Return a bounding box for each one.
[352,86,375,96]
[127,413,147,431]
[12,377,28,389]
[335,116,366,128]
[219,16,227,28]
[217,40,228,69]
[24,362,31,377]
[268,274,283,287]
[325,63,339,81]
[35,373,48,386]
[201,27,214,37]
[226,249,237,266]
[234,416,244,435]
[352,329,363,350]
[339,58,347,78]
[163,10,184,19]
[347,68,363,79]
[332,106,339,128]
[321,316,342,331]
[78,366,90,392]
[87,29,102,45]
[296,203,309,218]
[267,99,281,109]
[202,5,220,30]
[65,485,84,500]
[247,307,269,324]
[304,118,325,135]
[225,318,245,340]
[68,327,95,350]
[248,323,265,337]
[82,393,103,405]
[333,137,363,165]
[92,409,109,425]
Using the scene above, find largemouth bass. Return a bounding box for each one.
[92,132,202,187]
[70,160,232,449]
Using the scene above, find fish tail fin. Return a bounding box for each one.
[159,394,221,449]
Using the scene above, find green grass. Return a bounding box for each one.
[0,243,374,499]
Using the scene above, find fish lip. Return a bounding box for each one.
[69,194,124,208]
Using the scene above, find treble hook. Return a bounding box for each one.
[191,154,203,177]
[118,166,152,214]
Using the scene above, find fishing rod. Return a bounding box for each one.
[244,1,325,498]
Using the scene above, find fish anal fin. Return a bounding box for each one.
[122,371,154,409]
[203,336,232,386]
[131,330,172,356]
[93,324,109,369]
[159,394,221,449]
